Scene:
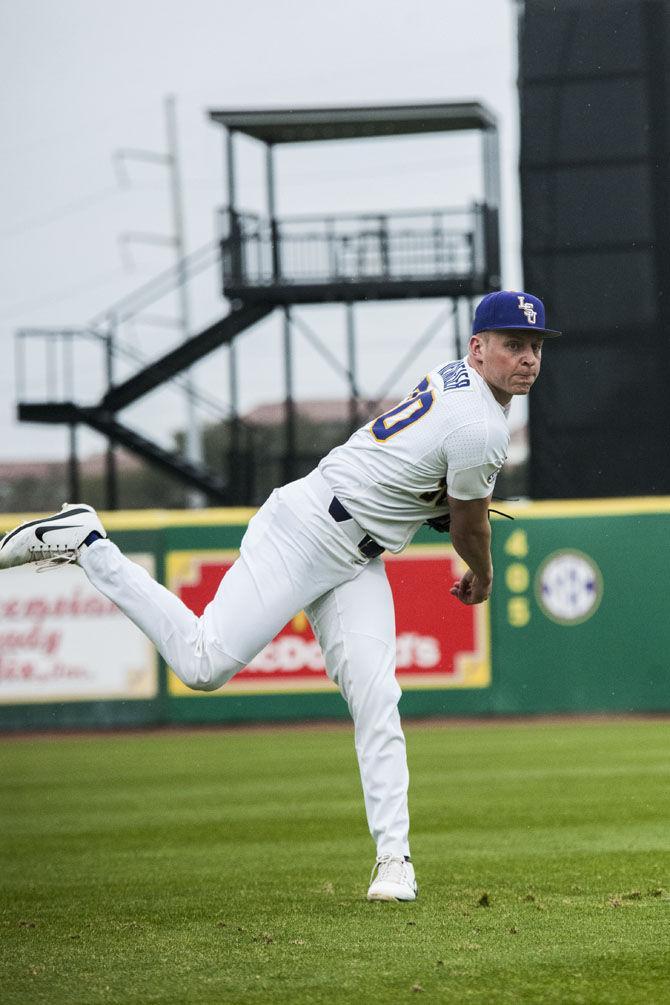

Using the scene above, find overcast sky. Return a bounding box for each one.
[0,0,523,464]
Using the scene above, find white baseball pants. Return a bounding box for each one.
[79,469,410,858]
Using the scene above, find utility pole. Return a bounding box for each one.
[114,94,204,507]
[165,95,203,505]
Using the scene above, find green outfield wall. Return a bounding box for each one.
[1,498,668,730]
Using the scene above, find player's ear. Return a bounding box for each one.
[469,333,486,360]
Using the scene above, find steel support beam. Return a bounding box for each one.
[283,306,296,485]
[67,424,80,503]
[345,303,359,435]
[267,143,281,282]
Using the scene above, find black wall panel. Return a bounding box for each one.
[520,0,670,497]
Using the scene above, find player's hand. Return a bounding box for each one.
[450,570,492,605]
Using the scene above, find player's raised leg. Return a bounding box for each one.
[80,535,248,690]
[1,484,370,697]
[306,558,417,902]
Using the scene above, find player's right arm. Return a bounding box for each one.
[446,494,493,605]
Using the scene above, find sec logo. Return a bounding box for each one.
[535,550,603,626]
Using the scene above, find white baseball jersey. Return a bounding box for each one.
[319,357,510,553]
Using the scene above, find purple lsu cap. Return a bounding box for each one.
[472,291,562,338]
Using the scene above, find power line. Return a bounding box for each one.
[0,269,130,323]
[0,186,121,241]
[0,101,161,159]
[1,150,482,243]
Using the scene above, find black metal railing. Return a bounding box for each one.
[220,204,496,291]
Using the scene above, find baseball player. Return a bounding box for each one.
[0,290,560,901]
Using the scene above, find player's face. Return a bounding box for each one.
[471,331,543,405]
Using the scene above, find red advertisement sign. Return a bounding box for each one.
[167,547,490,695]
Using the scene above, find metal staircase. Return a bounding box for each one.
[99,303,272,412]
[17,403,232,500]
[16,242,273,506]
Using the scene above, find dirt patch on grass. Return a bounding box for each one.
[2,711,669,743]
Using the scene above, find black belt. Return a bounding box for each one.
[328,496,384,559]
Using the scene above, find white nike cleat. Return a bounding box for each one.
[0,503,106,571]
[367,855,418,902]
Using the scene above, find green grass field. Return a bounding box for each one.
[1,719,669,1004]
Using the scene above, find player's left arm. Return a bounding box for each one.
[447,493,493,605]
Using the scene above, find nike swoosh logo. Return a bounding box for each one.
[35,523,82,543]
[0,508,91,551]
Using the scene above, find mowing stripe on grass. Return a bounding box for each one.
[1,720,669,1004]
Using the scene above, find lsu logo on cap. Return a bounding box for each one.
[517,296,537,325]
[471,290,562,337]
